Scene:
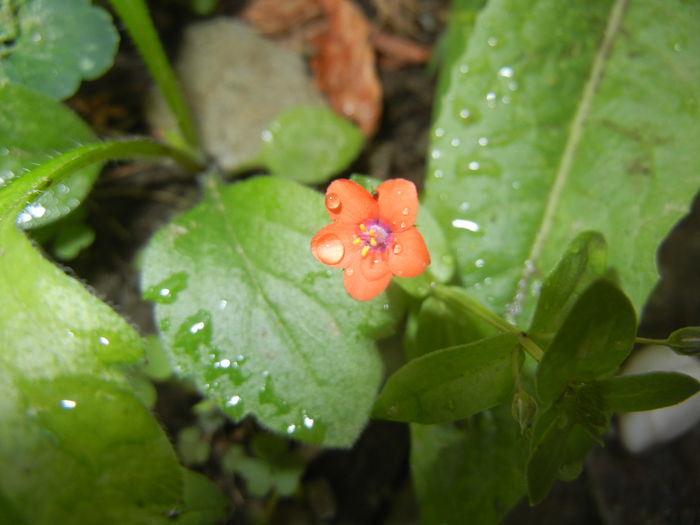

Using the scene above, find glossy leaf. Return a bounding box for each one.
[424,0,700,324]
[0,374,183,523]
[141,175,396,447]
[259,106,363,184]
[0,0,118,99]
[0,83,100,228]
[411,404,526,524]
[374,333,519,424]
[528,231,608,343]
[536,279,637,407]
[593,372,700,413]
[0,141,202,523]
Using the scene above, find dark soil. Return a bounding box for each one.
[61,1,700,523]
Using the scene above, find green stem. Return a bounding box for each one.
[109,0,201,154]
[432,284,545,361]
[0,139,203,222]
[634,336,667,346]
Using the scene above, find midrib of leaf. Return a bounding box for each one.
[206,177,323,385]
[507,0,630,321]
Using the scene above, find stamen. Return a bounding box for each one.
[352,237,362,245]
[369,230,376,237]
[370,238,377,247]
[361,245,370,257]
[359,223,367,232]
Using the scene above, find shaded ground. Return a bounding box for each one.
[61,1,700,523]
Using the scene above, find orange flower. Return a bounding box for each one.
[311,178,430,301]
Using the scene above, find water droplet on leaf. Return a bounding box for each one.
[393,243,402,254]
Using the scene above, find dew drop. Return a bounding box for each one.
[393,243,402,254]
[487,36,498,47]
[450,138,461,147]
[457,155,502,177]
[261,129,272,142]
[434,127,445,137]
[345,267,354,276]
[498,66,514,78]
[478,137,489,147]
[60,399,77,410]
[325,192,341,211]
[459,64,469,74]
[303,416,315,429]
[431,149,442,159]
[316,234,344,265]
[286,424,297,434]
[486,92,497,108]
[98,336,110,346]
[401,207,409,216]
[400,221,407,229]
[475,258,486,268]
[226,395,241,407]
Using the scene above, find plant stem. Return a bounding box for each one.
[634,336,667,346]
[432,284,545,361]
[109,0,201,154]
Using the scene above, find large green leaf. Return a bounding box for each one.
[536,279,637,407]
[0,83,100,228]
[141,175,396,447]
[0,0,119,99]
[425,0,700,323]
[373,333,519,424]
[0,142,210,523]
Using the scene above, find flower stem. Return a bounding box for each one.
[431,284,544,361]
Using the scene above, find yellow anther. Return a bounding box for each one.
[370,238,377,247]
[361,245,370,257]
[359,223,367,232]
[352,237,362,245]
[369,229,376,237]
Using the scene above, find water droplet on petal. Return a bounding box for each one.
[325,192,341,211]
[345,267,354,276]
[317,234,344,265]
[401,207,409,216]
[393,243,402,254]
[400,221,407,229]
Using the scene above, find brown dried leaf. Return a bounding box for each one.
[241,0,322,36]
[311,0,382,136]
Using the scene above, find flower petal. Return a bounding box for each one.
[325,179,378,224]
[310,222,359,268]
[388,227,430,278]
[343,265,392,301]
[359,249,391,281]
[376,178,418,232]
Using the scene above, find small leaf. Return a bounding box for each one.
[0,0,119,99]
[593,372,700,413]
[0,83,100,228]
[536,279,637,407]
[173,468,231,525]
[666,326,700,356]
[529,231,608,343]
[141,175,396,447]
[373,333,520,424]
[260,106,364,184]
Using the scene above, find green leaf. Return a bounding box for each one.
[0,83,100,228]
[411,404,526,525]
[424,0,700,324]
[529,231,608,343]
[0,373,183,523]
[259,106,364,184]
[593,372,700,413]
[374,333,519,424]
[173,468,231,525]
[0,141,200,523]
[536,279,637,407]
[666,326,700,356]
[109,0,200,151]
[404,295,490,361]
[0,0,119,99]
[141,175,396,447]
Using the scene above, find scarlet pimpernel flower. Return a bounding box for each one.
[310,178,430,301]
